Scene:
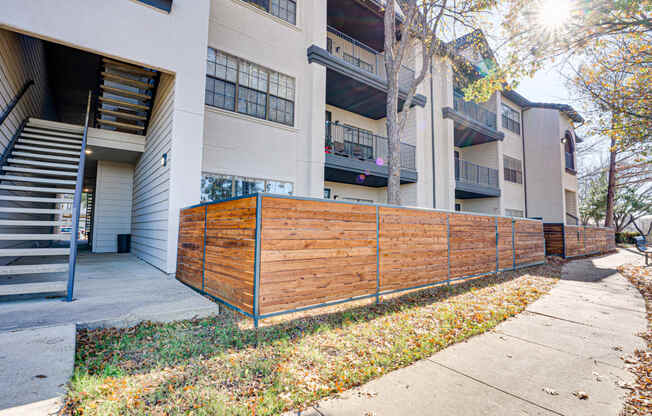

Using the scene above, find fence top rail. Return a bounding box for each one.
[564,224,615,231]
[181,192,543,223]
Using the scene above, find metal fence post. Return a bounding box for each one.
[202,205,207,292]
[253,193,262,328]
[562,223,566,259]
[495,217,499,273]
[446,213,451,284]
[511,219,516,270]
[375,205,380,304]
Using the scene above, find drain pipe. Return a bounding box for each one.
[521,107,529,217]
[429,60,436,208]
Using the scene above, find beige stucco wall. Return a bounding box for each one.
[523,108,565,222]
[498,94,526,216]
[204,0,326,199]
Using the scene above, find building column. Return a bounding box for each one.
[432,58,455,210]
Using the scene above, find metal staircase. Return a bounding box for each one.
[0,119,82,294]
[95,58,158,135]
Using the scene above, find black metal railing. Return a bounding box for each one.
[66,91,92,302]
[565,152,575,171]
[325,122,416,171]
[326,26,414,91]
[566,212,579,225]
[0,79,33,128]
[454,89,497,130]
[455,158,499,188]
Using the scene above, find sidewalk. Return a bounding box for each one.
[295,250,647,416]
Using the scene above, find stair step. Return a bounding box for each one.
[21,133,82,145]
[0,281,67,295]
[8,158,79,170]
[27,119,83,134]
[0,207,66,214]
[0,175,76,186]
[100,85,151,100]
[98,96,150,111]
[0,220,65,226]
[11,152,80,163]
[0,195,71,203]
[22,128,83,139]
[96,119,144,131]
[103,58,156,77]
[0,248,69,256]
[3,166,78,177]
[19,139,82,150]
[0,234,70,240]
[13,145,80,156]
[101,71,153,89]
[0,184,75,194]
[98,108,147,121]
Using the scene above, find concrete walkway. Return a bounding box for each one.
[296,250,647,416]
[0,253,220,414]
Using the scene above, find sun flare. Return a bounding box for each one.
[537,0,573,30]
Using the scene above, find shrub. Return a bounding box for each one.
[615,231,640,244]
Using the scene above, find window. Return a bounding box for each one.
[455,203,461,212]
[501,104,520,134]
[206,48,295,126]
[324,188,331,199]
[201,173,293,202]
[243,0,296,25]
[503,155,523,184]
[564,131,575,171]
[505,209,524,218]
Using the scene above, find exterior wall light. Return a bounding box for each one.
[161,153,168,167]
[85,149,92,154]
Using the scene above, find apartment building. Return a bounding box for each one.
[0,0,582,289]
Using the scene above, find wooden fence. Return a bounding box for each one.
[543,223,616,258]
[177,193,546,326]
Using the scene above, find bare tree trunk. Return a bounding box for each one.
[604,131,617,228]
[384,4,401,205]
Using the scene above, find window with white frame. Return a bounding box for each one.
[205,48,295,126]
[501,104,520,134]
[503,155,523,184]
[200,173,293,202]
[244,0,297,25]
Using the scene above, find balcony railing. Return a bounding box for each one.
[325,122,416,171]
[455,158,499,188]
[326,26,414,91]
[566,212,579,225]
[565,152,575,171]
[453,90,497,130]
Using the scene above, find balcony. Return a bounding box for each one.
[307,28,427,120]
[324,122,417,187]
[455,158,500,198]
[443,90,504,147]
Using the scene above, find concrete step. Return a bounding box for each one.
[0,263,68,276]
[0,233,70,240]
[0,248,69,256]
[0,195,71,204]
[11,152,80,163]
[0,207,66,214]
[13,145,80,156]
[7,158,79,170]
[0,175,77,186]
[0,220,64,226]
[18,139,82,150]
[27,119,83,134]
[21,133,83,144]
[0,281,67,295]
[2,166,78,177]
[0,184,76,194]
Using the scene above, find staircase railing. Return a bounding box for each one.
[0,79,33,128]
[0,80,34,170]
[66,91,92,302]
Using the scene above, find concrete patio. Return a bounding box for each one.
[0,252,219,414]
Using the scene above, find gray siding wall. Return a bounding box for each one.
[93,161,134,253]
[131,73,173,271]
[0,29,54,260]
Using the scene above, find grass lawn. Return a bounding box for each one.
[62,262,561,415]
